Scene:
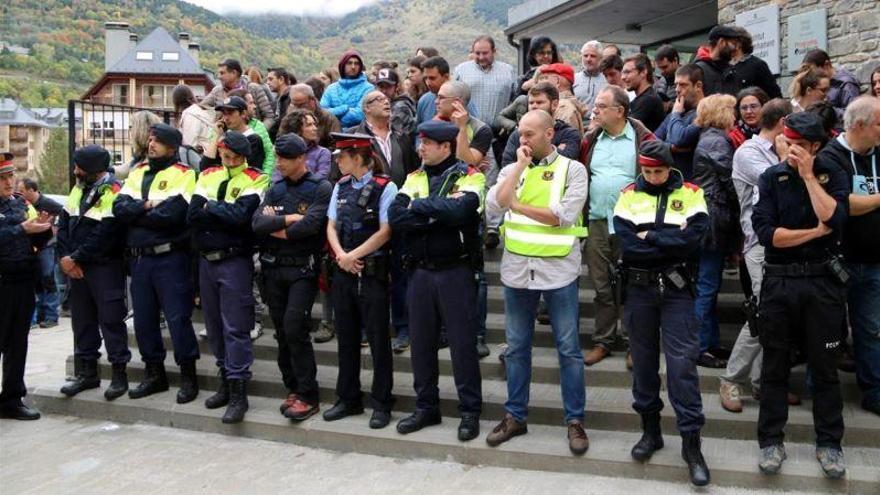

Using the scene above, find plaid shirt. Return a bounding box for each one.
[453,60,516,124]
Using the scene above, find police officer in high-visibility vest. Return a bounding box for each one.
[252,133,332,421]
[751,112,850,479]
[612,140,711,486]
[188,131,269,424]
[389,120,485,441]
[56,145,131,400]
[484,110,590,455]
[323,133,398,429]
[113,123,200,404]
[0,152,52,420]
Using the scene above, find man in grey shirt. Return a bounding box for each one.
[573,40,607,115]
[720,98,793,413]
[483,110,590,456]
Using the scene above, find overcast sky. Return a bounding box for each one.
[183,0,383,16]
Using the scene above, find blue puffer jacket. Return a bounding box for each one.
[320,73,374,128]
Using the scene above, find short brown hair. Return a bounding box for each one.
[528,82,559,102]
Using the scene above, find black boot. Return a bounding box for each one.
[681,431,710,486]
[177,361,199,404]
[103,363,128,401]
[60,358,101,397]
[222,379,249,424]
[128,362,169,399]
[204,369,229,409]
[631,412,664,461]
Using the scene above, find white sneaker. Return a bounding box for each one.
[250,321,263,341]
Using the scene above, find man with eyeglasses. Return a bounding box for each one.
[579,86,655,367]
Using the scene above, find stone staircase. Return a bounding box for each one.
[30,249,880,492]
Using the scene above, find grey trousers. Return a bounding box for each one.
[585,218,626,348]
[720,245,764,391]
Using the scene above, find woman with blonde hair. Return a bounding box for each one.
[789,65,830,113]
[115,110,161,179]
[692,93,742,369]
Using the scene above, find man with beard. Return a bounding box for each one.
[57,145,131,400]
[694,26,740,97]
[320,50,375,128]
[654,64,706,179]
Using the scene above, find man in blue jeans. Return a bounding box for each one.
[17,178,64,328]
[818,96,880,416]
[484,110,589,455]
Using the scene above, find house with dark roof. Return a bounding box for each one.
[83,22,214,109]
[0,97,51,174]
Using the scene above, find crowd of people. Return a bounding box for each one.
[1,25,879,487]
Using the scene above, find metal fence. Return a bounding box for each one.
[66,99,176,180]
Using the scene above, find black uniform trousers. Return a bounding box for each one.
[263,265,320,404]
[69,260,131,364]
[408,264,482,415]
[758,273,846,449]
[332,268,394,412]
[0,275,36,407]
[625,282,705,432]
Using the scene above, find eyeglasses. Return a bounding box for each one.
[739,104,761,112]
[594,103,621,111]
[366,96,388,105]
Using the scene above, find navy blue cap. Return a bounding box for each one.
[149,123,183,149]
[218,131,251,158]
[417,120,459,144]
[275,133,308,159]
[215,96,248,112]
[638,140,674,168]
[73,144,111,173]
[783,112,826,143]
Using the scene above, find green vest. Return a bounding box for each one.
[119,162,196,202]
[65,180,121,221]
[502,155,588,257]
[193,163,269,203]
[399,165,486,213]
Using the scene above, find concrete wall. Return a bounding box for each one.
[719,0,879,94]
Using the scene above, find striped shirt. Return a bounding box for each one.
[453,60,516,123]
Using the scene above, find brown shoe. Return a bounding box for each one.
[279,393,297,414]
[283,396,319,421]
[719,381,743,413]
[625,351,633,371]
[486,413,528,447]
[583,346,610,366]
[787,392,801,406]
[567,421,589,455]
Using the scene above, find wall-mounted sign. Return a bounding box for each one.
[736,5,780,75]
[787,8,827,72]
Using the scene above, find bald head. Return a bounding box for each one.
[518,110,556,159]
[521,109,555,130]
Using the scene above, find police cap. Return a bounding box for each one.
[218,131,252,158]
[274,132,308,159]
[417,120,459,144]
[330,132,373,156]
[782,112,826,143]
[149,123,183,150]
[73,144,111,173]
[638,140,674,168]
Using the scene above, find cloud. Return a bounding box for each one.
[183,0,383,16]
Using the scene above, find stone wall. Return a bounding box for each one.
[719,0,879,95]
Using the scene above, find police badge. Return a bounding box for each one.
[231,187,241,198]
[671,199,684,211]
[542,170,554,181]
[158,180,167,190]
[817,173,830,184]
[297,202,309,214]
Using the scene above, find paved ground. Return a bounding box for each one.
[0,319,816,494]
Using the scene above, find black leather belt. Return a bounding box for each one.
[260,253,315,267]
[126,242,185,257]
[415,255,469,271]
[764,262,829,277]
[200,247,249,262]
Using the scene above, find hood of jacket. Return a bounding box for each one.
[338,50,365,79]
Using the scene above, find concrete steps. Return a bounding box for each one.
[31,385,880,493]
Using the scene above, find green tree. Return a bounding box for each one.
[37,128,71,195]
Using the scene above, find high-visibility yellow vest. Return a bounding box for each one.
[399,163,486,212]
[65,180,121,222]
[503,155,587,257]
[119,162,196,202]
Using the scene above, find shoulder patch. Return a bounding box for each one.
[172,164,189,172]
[136,161,150,169]
[372,174,391,186]
[201,166,223,175]
[466,165,480,176]
[621,183,637,193]
[243,168,263,180]
[408,169,425,176]
[338,174,352,183]
[110,183,122,193]
[682,181,700,192]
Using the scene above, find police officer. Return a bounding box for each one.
[612,140,711,486]
[0,152,52,420]
[188,131,269,423]
[113,123,201,403]
[56,145,131,400]
[252,133,331,421]
[389,120,485,441]
[323,133,398,429]
[751,112,849,479]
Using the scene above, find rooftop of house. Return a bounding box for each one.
[107,26,203,76]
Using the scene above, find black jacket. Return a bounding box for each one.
[692,128,742,254]
[733,55,782,98]
[56,177,125,264]
[695,58,739,96]
[342,120,419,187]
[252,172,331,259]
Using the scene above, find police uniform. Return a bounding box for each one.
[751,113,849,477]
[389,120,485,440]
[112,124,201,403]
[613,141,710,486]
[252,133,332,420]
[56,145,131,400]
[189,131,269,423]
[0,152,49,420]
[324,133,398,428]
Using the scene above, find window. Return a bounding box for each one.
[112,84,129,105]
[112,152,123,165]
[136,51,153,61]
[161,52,179,61]
[141,84,177,108]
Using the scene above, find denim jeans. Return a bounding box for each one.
[848,263,880,405]
[694,249,724,353]
[33,245,60,324]
[504,280,584,423]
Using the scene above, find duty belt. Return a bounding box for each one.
[336,255,388,278]
[126,242,185,257]
[763,261,829,277]
[415,255,469,271]
[260,253,316,267]
[200,247,250,262]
